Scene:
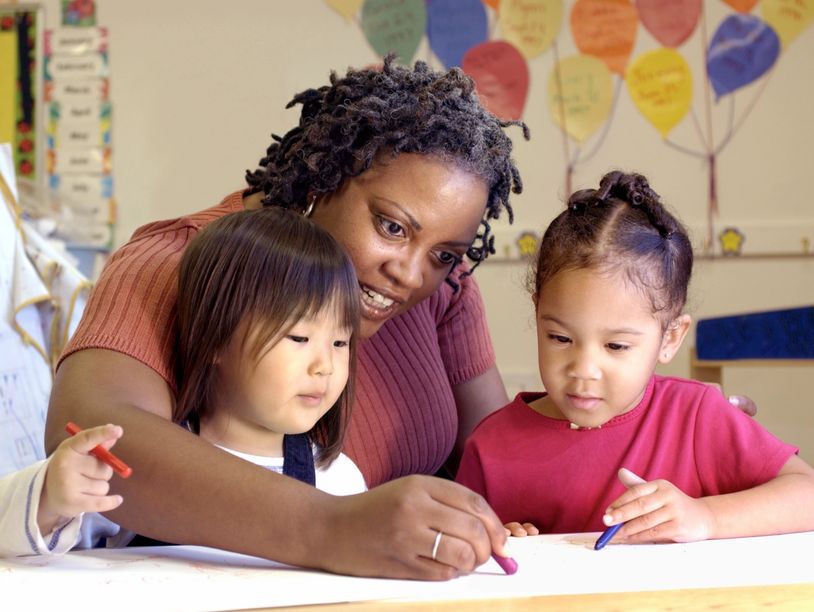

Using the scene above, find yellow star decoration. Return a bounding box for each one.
[516,231,539,258]
[719,227,745,256]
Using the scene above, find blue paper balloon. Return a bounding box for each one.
[707,14,780,99]
[427,0,488,69]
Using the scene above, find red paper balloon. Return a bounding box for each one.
[462,41,529,120]
[636,0,702,48]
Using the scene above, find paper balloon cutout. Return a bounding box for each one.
[361,0,427,64]
[570,0,637,74]
[499,0,563,59]
[427,0,488,68]
[325,0,364,20]
[636,0,701,47]
[547,54,613,142]
[707,14,780,99]
[761,0,814,47]
[722,0,759,12]
[462,41,529,120]
[626,48,692,138]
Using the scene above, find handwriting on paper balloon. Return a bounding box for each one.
[707,14,780,100]
[463,40,530,121]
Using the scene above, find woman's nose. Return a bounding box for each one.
[385,250,423,291]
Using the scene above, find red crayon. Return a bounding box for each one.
[65,421,133,478]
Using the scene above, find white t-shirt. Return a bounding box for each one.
[218,445,368,496]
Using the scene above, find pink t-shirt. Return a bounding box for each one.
[456,375,798,533]
[60,191,496,487]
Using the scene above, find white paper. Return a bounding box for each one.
[1,532,812,611]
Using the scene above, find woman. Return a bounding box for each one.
[46,56,525,580]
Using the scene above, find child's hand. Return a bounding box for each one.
[38,424,125,535]
[503,521,539,537]
[603,469,713,544]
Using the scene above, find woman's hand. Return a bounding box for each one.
[324,475,509,580]
[504,521,539,537]
[727,394,758,417]
[602,469,714,545]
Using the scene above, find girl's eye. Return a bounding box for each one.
[607,343,629,352]
[333,340,349,348]
[548,334,571,345]
[378,216,405,238]
[287,335,308,343]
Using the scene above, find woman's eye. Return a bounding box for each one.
[287,335,308,343]
[436,251,458,266]
[378,216,405,237]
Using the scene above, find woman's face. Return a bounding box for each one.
[310,153,489,338]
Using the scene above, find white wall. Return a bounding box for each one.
[37,0,814,460]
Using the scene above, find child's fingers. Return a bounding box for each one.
[503,522,529,537]
[67,424,124,455]
[604,482,663,525]
[619,509,677,543]
[617,468,646,487]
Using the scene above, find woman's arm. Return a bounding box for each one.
[449,365,509,475]
[45,349,508,579]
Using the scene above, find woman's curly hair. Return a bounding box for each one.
[245,54,529,275]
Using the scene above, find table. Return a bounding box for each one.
[3,531,813,611]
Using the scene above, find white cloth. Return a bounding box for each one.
[0,143,91,478]
[0,144,52,476]
[0,458,123,557]
[218,446,368,495]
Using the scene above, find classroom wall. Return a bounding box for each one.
[37,0,814,461]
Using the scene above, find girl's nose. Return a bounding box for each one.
[310,346,333,377]
[568,349,601,380]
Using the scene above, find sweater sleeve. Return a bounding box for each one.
[435,268,496,386]
[0,459,83,557]
[693,386,799,495]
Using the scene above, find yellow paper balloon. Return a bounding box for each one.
[626,48,692,138]
[761,0,814,47]
[499,0,563,59]
[547,54,613,143]
[326,0,364,20]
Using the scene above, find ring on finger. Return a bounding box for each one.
[431,530,443,561]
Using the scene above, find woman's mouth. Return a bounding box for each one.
[360,285,398,321]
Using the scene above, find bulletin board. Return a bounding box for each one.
[322,0,814,260]
[0,2,45,213]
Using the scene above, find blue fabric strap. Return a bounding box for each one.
[282,433,316,486]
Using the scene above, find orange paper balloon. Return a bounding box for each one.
[722,0,759,12]
[571,0,638,74]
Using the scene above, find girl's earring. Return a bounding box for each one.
[304,194,317,218]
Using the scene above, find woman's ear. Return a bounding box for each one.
[658,314,691,364]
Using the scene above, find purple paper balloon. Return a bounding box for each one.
[707,14,780,99]
[427,0,488,69]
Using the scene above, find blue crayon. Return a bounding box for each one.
[594,522,623,550]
